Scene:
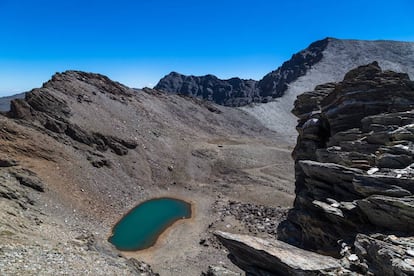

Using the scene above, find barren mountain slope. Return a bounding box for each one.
[0,71,295,275]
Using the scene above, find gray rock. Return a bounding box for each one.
[354,234,414,276]
[215,231,343,276]
[277,63,414,275]
[377,153,413,169]
[155,73,258,107]
[202,265,241,276]
[357,195,414,231]
[10,169,45,192]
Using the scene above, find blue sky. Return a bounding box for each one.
[1,0,413,96]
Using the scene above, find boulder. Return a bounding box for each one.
[214,231,344,276]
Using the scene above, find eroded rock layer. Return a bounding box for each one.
[277,62,414,274]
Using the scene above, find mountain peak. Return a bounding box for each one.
[154,38,414,108]
[41,70,133,98]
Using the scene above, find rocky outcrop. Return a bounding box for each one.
[155,73,259,107]
[155,38,330,106]
[354,234,414,275]
[274,62,414,274]
[216,63,414,275]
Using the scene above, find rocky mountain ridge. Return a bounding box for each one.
[216,62,414,275]
[155,38,329,106]
[155,38,414,111]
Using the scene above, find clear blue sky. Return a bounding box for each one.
[1,0,413,96]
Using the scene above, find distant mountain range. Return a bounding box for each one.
[155,38,414,107]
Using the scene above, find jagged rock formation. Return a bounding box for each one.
[155,39,329,107]
[155,73,259,106]
[277,62,414,274]
[216,63,414,275]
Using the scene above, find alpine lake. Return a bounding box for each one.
[109,197,192,251]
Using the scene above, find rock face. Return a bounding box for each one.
[276,62,414,274]
[215,63,414,275]
[155,38,330,106]
[155,73,258,106]
[257,39,329,99]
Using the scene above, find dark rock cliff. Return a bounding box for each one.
[155,38,330,107]
[278,62,414,274]
[154,72,258,106]
[216,63,414,275]
[257,38,329,98]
